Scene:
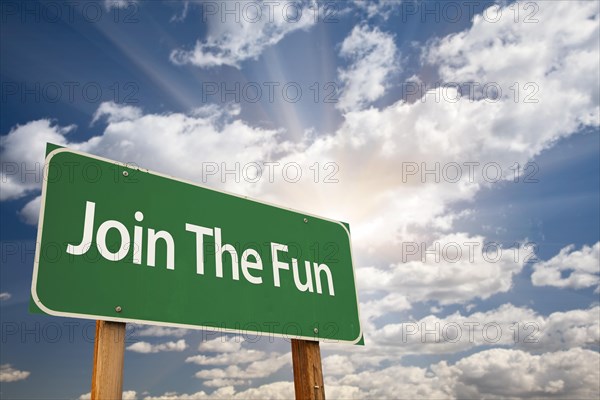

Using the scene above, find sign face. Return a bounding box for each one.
[31,146,362,344]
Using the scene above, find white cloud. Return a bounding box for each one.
[103,0,137,11]
[524,306,600,352]
[425,1,599,141]
[144,382,293,400]
[79,390,137,400]
[141,347,600,399]
[126,339,187,353]
[358,233,528,306]
[132,325,189,338]
[142,388,224,400]
[203,379,249,388]
[532,242,600,291]
[1,102,282,227]
[448,347,599,399]
[352,0,400,20]
[0,120,72,201]
[328,363,452,399]
[337,25,398,111]
[322,354,355,376]
[124,392,140,400]
[18,195,41,225]
[194,352,290,381]
[188,338,280,383]
[92,101,142,124]
[360,292,411,333]
[218,382,293,399]
[0,292,11,301]
[170,0,190,23]
[328,347,600,399]
[370,304,600,355]
[186,349,266,366]
[0,364,30,382]
[319,303,599,380]
[170,1,316,68]
[197,337,245,353]
[430,306,443,314]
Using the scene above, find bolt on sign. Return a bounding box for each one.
[31,144,363,344]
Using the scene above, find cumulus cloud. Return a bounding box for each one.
[523,306,600,352]
[141,382,372,399]
[187,338,289,388]
[85,347,599,399]
[79,390,137,399]
[322,354,356,376]
[337,25,398,111]
[425,1,599,139]
[203,378,249,388]
[189,352,291,389]
[143,382,293,400]
[0,120,72,201]
[370,304,600,355]
[320,302,599,381]
[1,102,281,224]
[532,242,600,291]
[18,195,41,225]
[360,292,411,325]
[186,349,266,366]
[194,352,290,381]
[126,339,188,353]
[449,347,599,399]
[91,101,143,125]
[0,364,30,382]
[170,1,316,68]
[132,325,189,338]
[328,363,452,399]
[328,347,600,399]
[358,233,528,306]
[197,337,245,353]
[103,0,137,11]
[0,364,31,382]
[352,0,400,20]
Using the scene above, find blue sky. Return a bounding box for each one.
[1,1,599,398]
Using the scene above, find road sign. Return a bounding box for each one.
[31,145,362,344]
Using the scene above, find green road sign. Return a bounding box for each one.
[31,145,362,344]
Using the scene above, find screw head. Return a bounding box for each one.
[304,218,308,223]
[115,306,122,313]
[313,327,319,334]
[122,171,129,177]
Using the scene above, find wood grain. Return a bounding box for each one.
[91,321,126,400]
[291,339,325,400]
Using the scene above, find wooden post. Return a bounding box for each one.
[291,339,325,400]
[91,321,126,400]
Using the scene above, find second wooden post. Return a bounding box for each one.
[291,339,325,400]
